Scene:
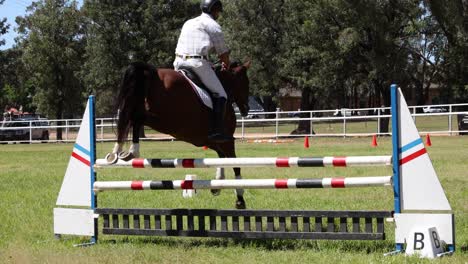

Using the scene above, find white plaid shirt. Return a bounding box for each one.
[175,13,229,57]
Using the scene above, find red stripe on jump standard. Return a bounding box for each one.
[331,178,345,188]
[332,157,347,167]
[71,152,90,167]
[180,180,193,189]
[274,179,289,188]
[400,148,427,165]
[182,159,195,168]
[276,158,290,167]
[131,181,144,190]
[132,159,145,168]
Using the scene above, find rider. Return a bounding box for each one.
[174,0,232,143]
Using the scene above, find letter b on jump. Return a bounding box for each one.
[406,227,444,258]
[413,232,424,250]
[431,230,441,249]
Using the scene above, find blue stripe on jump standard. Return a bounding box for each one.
[399,138,423,153]
[74,143,90,157]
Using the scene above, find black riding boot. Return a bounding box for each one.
[208,97,234,143]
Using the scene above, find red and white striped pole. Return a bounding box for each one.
[93,176,392,192]
[95,156,392,169]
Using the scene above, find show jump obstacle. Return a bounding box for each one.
[54,85,455,258]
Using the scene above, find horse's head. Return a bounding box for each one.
[217,61,251,117]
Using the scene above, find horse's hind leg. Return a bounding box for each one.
[213,143,246,209]
[211,167,225,196]
[233,167,246,209]
[211,149,225,196]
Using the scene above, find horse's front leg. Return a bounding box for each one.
[105,142,124,164]
[107,122,142,163]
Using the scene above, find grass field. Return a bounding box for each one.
[0,136,467,263]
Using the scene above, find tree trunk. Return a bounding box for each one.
[414,78,425,106]
[56,113,63,140]
[377,81,390,134]
[55,98,63,140]
[261,95,277,119]
[291,87,315,134]
[55,67,63,140]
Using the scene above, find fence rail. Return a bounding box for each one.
[1,104,468,144]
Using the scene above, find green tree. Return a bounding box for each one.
[426,0,468,103]
[279,0,422,133]
[16,0,85,139]
[0,48,35,112]
[0,0,36,114]
[404,3,444,107]
[0,0,10,110]
[223,0,289,111]
[81,0,198,116]
[0,0,7,47]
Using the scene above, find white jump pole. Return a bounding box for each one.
[93,176,393,192]
[95,156,392,168]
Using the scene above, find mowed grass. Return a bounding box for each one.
[0,136,467,263]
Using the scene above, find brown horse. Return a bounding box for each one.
[109,61,251,209]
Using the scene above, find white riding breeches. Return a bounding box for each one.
[174,57,227,99]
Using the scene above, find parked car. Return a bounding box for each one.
[458,114,468,135]
[234,96,265,119]
[287,111,301,118]
[0,118,49,141]
[333,108,361,117]
[422,106,447,113]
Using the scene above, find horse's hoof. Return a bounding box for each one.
[118,151,135,161]
[105,153,118,164]
[211,189,221,196]
[235,199,246,209]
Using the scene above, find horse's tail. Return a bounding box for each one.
[116,62,152,143]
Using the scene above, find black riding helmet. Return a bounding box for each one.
[201,0,223,13]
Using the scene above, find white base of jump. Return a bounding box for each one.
[53,208,95,236]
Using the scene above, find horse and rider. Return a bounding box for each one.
[108,0,252,209]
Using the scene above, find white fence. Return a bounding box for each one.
[1,103,467,144]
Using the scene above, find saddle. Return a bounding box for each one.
[178,67,215,109]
